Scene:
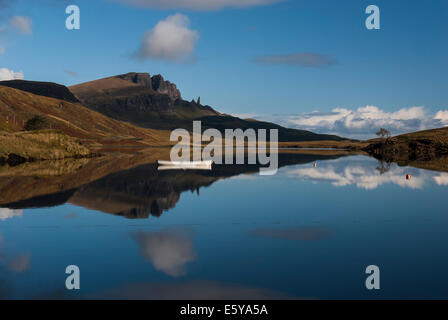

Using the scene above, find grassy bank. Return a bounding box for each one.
[0,130,90,164]
[363,127,448,162]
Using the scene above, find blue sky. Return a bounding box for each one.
[0,0,447,137]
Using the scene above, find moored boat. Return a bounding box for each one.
[157,160,213,170]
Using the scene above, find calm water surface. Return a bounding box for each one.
[1,155,448,299]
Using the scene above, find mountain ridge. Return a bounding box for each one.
[69,72,347,142]
[0,79,80,103]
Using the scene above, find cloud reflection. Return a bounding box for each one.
[283,159,427,190]
[0,233,31,273]
[7,253,30,272]
[434,173,448,186]
[132,229,196,277]
[0,208,22,221]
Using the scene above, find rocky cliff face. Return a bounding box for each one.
[69,72,218,129]
[117,72,153,90]
[117,72,181,101]
[150,74,181,101]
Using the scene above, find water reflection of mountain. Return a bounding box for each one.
[1,152,348,219]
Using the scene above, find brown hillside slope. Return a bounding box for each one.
[0,85,171,147]
[68,76,147,100]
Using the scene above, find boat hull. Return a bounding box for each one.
[157,160,213,170]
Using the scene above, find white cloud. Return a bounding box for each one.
[110,0,286,11]
[135,13,199,62]
[0,208,22,220]
[261,105,448,139]
[434,110,448,126]
[10,16,32,35]
[231,113,258,119]
[0,68,24,80]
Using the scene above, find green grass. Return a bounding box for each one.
[0,130,90,160]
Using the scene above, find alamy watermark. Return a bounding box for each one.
[365,5,380,30]
[365,265,380,290]
[66,5,80,30]
[64,5,379,31]
[170,121,278,175]
[65,265,80,290]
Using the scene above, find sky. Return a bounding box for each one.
[0,0,447,138]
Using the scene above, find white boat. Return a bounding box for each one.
[157,160,213,170]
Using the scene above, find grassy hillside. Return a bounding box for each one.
[364,127,448,161]
[392,127,448,142]
[0,85,171,147]
[0,130,90,163]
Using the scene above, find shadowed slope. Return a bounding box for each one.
[0,80,80,103]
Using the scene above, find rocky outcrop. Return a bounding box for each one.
[117,72,181,101]
[150,74,181,101]
[115,91,175,113]
[117,72,153,89]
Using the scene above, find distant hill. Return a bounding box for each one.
[364,127,448,161]
[70,72,347,142]
[69,73,218,129]
[0,80,80,103]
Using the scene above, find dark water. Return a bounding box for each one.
[1,154,448,299]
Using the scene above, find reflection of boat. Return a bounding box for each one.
[157,160,213,171]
